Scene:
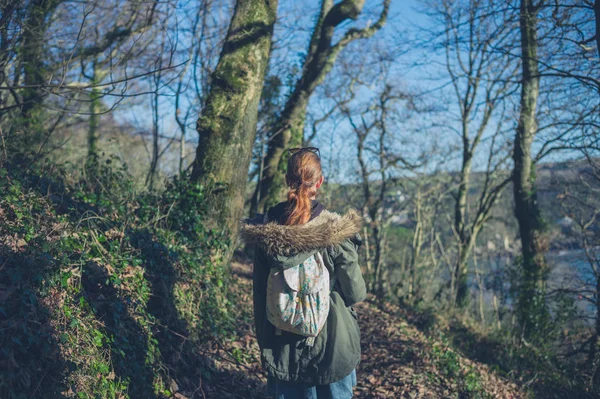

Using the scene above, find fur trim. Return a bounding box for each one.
[240,209,363,256]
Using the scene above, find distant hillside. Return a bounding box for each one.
[315,158,599,252]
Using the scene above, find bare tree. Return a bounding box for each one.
[556,151,600,388]
[390,170,453,306]
[340,80,430,296]
[0,0,163,167]
[425,0,519,308]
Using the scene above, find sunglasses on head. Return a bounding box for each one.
[288,147,320,158]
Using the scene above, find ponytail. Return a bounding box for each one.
[284,151,322,226]
[286,182,317,225]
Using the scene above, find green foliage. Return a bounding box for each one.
[0,157,233,398]
[430,339,490,398]
[387,225,413,243]
[432,343,461,378]
[507,256,553,346]
[414,289,595,399]
[74,153,137,213]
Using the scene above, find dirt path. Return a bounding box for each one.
[200,262,525,398]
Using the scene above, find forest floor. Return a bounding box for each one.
[199,261,527,399]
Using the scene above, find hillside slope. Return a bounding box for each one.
[201,262,526,399]
[0,167,526,399]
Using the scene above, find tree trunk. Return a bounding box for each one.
[372,222,383,295]
[513,0,548,338]
[589,270,600,387]
[19,0,60,137]
[363,225,373,290]
[190,0,278,257]
[454,144,473,308]
[593,270,600,386]
[86,60,101,173]
[408,191,423,303]
[454,248,470,308]
[455,227,479,309]
[146,80,160,191]
[595,0,599,58]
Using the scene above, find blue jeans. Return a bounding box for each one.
[267,369,357,399]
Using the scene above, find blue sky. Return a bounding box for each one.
[113,0,445,181]
[106,0,596,184]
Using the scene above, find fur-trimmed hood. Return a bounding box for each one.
[240,209,363,257]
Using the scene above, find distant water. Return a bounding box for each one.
[475,249,598,326]
[387,248,598,325]
[547,249,597,323]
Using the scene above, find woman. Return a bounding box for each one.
[240,147,367,399]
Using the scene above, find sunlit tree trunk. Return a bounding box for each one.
[190,0,278,259]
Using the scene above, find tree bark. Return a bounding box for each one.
[190,0,278,256]
[19,0,61,135]
[513,0,549,338]
[86,60,101,172]
[252,0,390,214]
[590,270,600,386]
[594,270,600,386]
[454,225,479,308]
[147,80,160,191]
[453,146,473,307]
[595,0,600,58]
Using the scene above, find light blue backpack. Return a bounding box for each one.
[266,251,330,342]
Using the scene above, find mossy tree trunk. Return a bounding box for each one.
[513,0,549,339]
[190,0,278,256]
[251,0,390,215]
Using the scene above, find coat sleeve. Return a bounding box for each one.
[332,232,367,307]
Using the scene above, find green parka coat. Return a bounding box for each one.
[240,204,367,385]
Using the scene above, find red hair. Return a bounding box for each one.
[285,151,322,225]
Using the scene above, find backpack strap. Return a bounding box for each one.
[325,251,337,290]
[306,252,329,347]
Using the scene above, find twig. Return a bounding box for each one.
[29,368,49,399]
[191,375,207,399]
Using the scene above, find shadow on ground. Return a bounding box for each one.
[0,243,68,398]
